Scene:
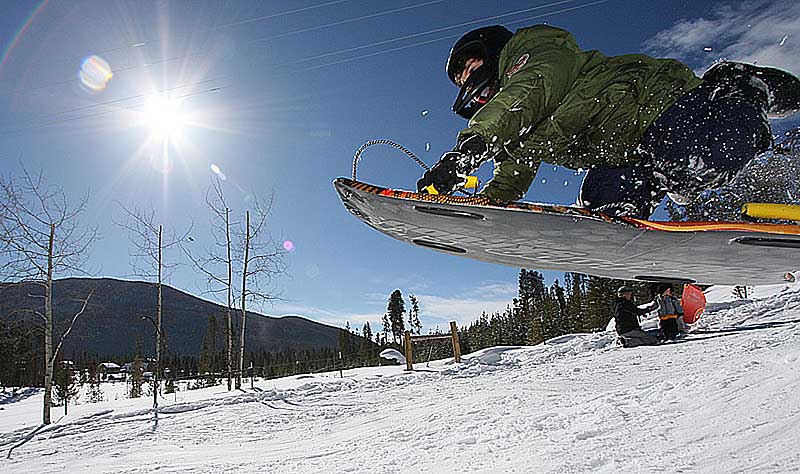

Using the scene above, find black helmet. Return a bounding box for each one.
[446,25,513,119]
[617,286,634,297]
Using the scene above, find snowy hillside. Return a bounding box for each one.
[2,284,800,473]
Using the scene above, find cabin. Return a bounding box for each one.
[97,362,124,381]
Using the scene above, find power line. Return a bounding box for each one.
[34,77,220,122]
[288,0,578,64]
[248,0,447,43]
[0,52,207,99]
[297,0,609,71]
[11,0,352,73]
[0,82,223,136]
[212,0,350,30]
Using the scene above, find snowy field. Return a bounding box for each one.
[2,284,800,473]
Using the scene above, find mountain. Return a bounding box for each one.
[0,278,354,358]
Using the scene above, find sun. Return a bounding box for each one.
[143,95,186,139]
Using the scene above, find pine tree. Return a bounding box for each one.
[362,322,373,343]
[551,280,567,336]
[509,298,527,344]
[128,338,144,399]
[53,362,80,415]
[564,273,588,333]
[199,315,220,387]
[128,358,144,399]
[381,313,391,345]
[86,365,104,404]
[163,373,176,394]
[540,286,562,341]
[386,290,406,344]
[337,322,358,368]
[585,276,619,332]
[515,270,545,344]
[408,294,422,335]
[361,322,374,363]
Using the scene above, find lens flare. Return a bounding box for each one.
[283,240,295,252]
[210,163,226,180]
[79,55,112,92]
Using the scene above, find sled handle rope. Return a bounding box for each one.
[352,139,479,194]
[352,139,429,181]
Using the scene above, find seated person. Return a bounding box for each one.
[613,286,659,348]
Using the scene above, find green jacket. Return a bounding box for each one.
[461,25,703,201]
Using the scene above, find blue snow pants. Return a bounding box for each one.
[579,69,773,219]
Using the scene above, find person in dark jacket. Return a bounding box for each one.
[613,286,659,348]
[417,24,800,218]
[654,284,685,340]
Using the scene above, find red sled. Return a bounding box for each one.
[681,284,707,325]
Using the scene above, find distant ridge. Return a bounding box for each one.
[0,277,349,357]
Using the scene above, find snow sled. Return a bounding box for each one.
[334,178,800,286]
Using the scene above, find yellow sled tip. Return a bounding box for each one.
[463,175,479,190]
[742,203,800,222]
[422,176,478,195]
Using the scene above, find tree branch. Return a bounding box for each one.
[49,289,94,366]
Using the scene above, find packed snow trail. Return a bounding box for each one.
[2,285,800,473]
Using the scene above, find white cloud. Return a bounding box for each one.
[645,0,800,73]
[268,303,381,330]
[467,282,518,299]
[270,280,518,333]
[413,293,512,330]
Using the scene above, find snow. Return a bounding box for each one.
[2,284,800,472]
[378,348,406,364]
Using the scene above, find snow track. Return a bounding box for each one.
[3,285,800,473]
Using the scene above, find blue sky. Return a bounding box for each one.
[2,0,799,333]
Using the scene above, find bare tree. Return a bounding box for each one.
[234,193,286,389]
[115,204,189,423]
[0,167,96,425]
[181,179,236,391]
[183,180,286,390]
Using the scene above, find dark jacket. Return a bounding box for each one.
[612,297,656,335]
[461,25,702,201]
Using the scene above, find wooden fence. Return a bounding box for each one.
[403,321,462,371]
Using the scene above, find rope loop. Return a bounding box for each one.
[352,139,429,180]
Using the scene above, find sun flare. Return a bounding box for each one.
[144,95,185,138]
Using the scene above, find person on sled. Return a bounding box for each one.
[613,286,659,348]
[416,24,800,218]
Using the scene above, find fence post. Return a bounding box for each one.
[449,321,462,363]
[404,331,413,371]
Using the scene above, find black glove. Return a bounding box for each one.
[456,133,489,157]
[417,151,465,195]
[417,135,489,195]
